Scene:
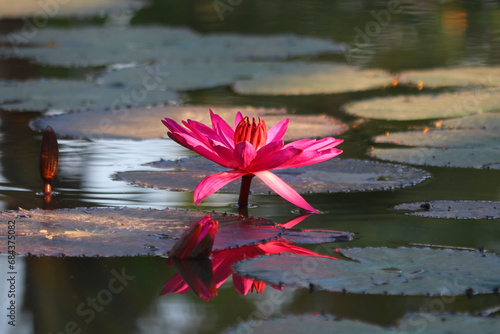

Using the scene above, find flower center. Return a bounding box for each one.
[234,116,267,149]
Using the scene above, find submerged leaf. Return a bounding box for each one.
[395,200,500,219]
[116,157,428,194]
[233,247,500,295]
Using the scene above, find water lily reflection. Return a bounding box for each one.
[161,236,337,301]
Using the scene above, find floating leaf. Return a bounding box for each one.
[281,229,354,244]
[0,27,342,67]
[0,207,285,257]
[394,200,500,219]
[0,207,352,257]
[0,79,180,112]
[223,314,388,334]
[115,157,428,194]
[374,129,500,148]
[0,0,145,18]
[437,112,500,131]
[224,313,500,334]
[399,66,500,88]
[399,313,500,333]
[370,112,500,168]
[233,247,500,295]
[343,88,500,120]
[232,63,393,95]
[30,106,347,140]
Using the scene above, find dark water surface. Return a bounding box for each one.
[1,1,500,333]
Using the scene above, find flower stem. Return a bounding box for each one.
[238,174,254,215]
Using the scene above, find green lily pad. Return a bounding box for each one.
[0,79,180,112]
[343,88,500,120]
[115,157,429,194]
[223,313,500,334]
[399,66,500,88]
[0,207,353,257]
[30,106,347,140]
[232,63,394,95]
[1,26,342,67]
[233,247,500,295]
[394,200,500,219]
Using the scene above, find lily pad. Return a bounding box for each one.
[30,106,347,140]
[1,26,342,67]
[374,129,500,148]
[223,314,388,334]
[224,313,500,334]
[233,247,500,295]
[398,313,500,333]
[0,79,180,112]
[370,113,500,169]
[115,157,429,194]
[394,200,500,219]
[343,88,500,120]
[370,147,500,169]
[232,63,394,95]
[0,207,285,257]
[399,66,500,88]
[0,207,353,257]
[0,0,145,18]
[437,112,500,131]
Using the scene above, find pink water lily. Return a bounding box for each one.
[162,110,343,213]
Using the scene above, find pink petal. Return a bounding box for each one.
[285,137,344,151]
[168,132,231,168]
[254,171,320,213]
[194,170,246,205]
[209,140,237,166]
[210,109,235,149]
[254,140,284,159]
[266,118,289,143]
[248,146,302,172]
[279,148,343,169]
[233,141,257,170]
[234,112,243,129]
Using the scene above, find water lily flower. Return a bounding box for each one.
[162,110,343,213]
[168,216,219,260]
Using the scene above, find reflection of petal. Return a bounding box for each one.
[162,215,338,300]
[171,259,217,302]
[168,216,218,259]
[277,214,312,229]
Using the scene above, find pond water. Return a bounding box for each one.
[0,1,500,333]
